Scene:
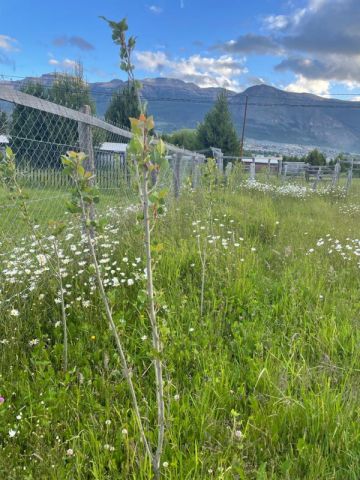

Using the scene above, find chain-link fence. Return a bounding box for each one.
[0,86,204,249]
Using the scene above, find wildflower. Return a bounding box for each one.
[163,462,169,468]
[29,339,39,347]
[8,429,17,438]
[83,300,91,308]
[10,309,19,317]
[174,394,180,401]
[141,335,148,341]
[0,396,4,405]
[105,419,111,426]
[121,428,128,435]
[127,278,134,286]
[54,321,61,328]
[36,254,47,267]
[234,430,243,440]
[90,336,96,341]
[66,448,74,457]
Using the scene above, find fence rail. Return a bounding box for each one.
[0,85,359,246]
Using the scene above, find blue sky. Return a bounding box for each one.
[1,0,360,98]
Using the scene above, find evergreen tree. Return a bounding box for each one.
[305,149,326,166]
[105,83,140,129]
[197,92,240,155]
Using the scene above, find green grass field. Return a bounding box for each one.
[0,180,360,479]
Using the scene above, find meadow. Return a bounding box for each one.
[0,176,359,479]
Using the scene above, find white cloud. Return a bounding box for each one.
[264,15,289,30]
[0,35,19,52]
[48,57,77,70]
[285,74,330,96]
[148,5,163,14]
[135,50,247,90]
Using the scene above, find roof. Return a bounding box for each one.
[0,135,9,144]
[242,157,279,165]
[99,142,127,153]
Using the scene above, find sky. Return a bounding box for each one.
[1,0,360,98]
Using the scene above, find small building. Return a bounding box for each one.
[242,156,280,172]
[96,142,128,168]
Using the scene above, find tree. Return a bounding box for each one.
[282,154,303,163]
[197,92,240,156]
[105,83,140,129]
[305,149,326,166]
[162,129,199,151]
[101,16,142,120]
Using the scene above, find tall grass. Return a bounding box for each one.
[0,184,359,479]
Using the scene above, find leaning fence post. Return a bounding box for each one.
[78,105,96,236]
[173,152,181,198]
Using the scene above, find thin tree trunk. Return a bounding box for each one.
[142,169,165,478]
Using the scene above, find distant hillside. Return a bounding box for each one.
[1,74,360,151]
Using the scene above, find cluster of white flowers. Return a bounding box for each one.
[0,204,145,312]
[339,203,360,216]
[243,180,310,198]
[242,180,349,198]
[307,234,360,267]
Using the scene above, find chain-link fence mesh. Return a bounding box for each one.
[0,88,203,250]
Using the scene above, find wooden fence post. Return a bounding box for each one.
[283,163,288,182]
[312,166,322,191]
[173,153,181,198]
[332,161,341,187]
[346,159,354,194]
[78,105,96,236]
[250,158,256,181]
[225,161,233,182]
[191,154,201,188]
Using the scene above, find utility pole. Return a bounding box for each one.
[239,95,248,162]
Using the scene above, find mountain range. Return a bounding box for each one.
[1,74,360,152]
